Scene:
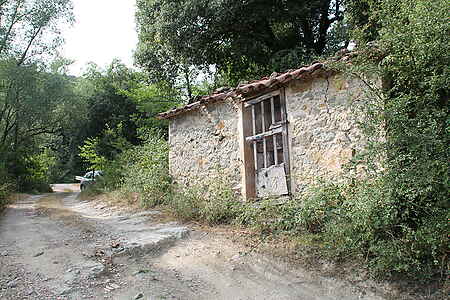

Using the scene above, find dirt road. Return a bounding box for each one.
[0,186,386,300]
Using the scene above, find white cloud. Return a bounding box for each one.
[61,0,138,76]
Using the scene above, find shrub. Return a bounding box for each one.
[120,133,171,207]
[15,151,54,193]
[168,186,203,222]
[312,0,450,280]
[0,183,12,211]
[168,179,243,225]
[98,130,172,208]
[296,183,346,234]
[291,178,448,279]
[0,161,13,210]
[234,198,294,234]
[199,179,243,225]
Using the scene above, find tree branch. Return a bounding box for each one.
[17,25,43,66]
[1,107,16,148]
[0,1,21,55]
[0,81,14,123]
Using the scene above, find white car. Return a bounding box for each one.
[75,170,103,190]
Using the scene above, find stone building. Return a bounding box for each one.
[157,56,371,200]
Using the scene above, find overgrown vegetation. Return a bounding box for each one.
[0,0,75,192]
[135,0,348,90]
[336,0,448,279]
[0,183,12,211]
[1,0,446,286]
[85,0,448,282]
[169,180,242,225]
[105,130,172,207]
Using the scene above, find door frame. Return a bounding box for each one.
[239,87,291,200]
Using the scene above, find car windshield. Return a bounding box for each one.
[83,171,102,179]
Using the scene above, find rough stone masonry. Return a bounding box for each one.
[165,70,372,199]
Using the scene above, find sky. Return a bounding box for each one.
[61,0,139,76]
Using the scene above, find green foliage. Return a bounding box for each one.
[0,0,74,190]
[98,130,172,207]
[306,0,450,279]
[72,61,182,177]
[120,80,181,134]
[80,61,142,156]
[0,60,76,190]
[359,0,448,277]
[0,0,74,64]
[344,0,382,43]
[200,181,241,225]
[34,149,55,185]
[78,137,107,172]
[0,182,12,211]
[288,178,448,279]
[296,183,346,234]
[231,198,291,234]
[135,0,347,85]
[168,179,242,225]
[1,148,55,193]
[19,153,54,193]
[168,186,203,222]
[0,163,13,210]
[118,132,171,207]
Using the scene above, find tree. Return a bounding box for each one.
[0,0,74,65]
[0,0,74,190]
[0,60,79,189]
[135,0,346,85]
[73,61,141,163]
[344,0,383,44]
[120,80,181,133]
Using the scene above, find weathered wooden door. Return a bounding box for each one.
[245,90,290,198]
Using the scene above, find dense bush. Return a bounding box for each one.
[0,150,54,194]
[0,183,12,211]
[334,0,449,279]
[96,130,172,208]
[0,164,12,210]
[291,179,448,278]
[168,179,243,225]
[19,151,55,193]
[168,186,203,222]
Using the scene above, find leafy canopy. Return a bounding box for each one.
[135,0,346,85]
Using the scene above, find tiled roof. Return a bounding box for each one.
[157,51,353,120]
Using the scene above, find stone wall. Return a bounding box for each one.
[168,73,373,198]
[285,73,369,193]
[168,98,242,190]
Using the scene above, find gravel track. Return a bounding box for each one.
[0,184,388,300]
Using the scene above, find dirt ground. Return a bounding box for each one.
[0,185,444,300]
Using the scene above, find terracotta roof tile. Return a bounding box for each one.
[157,52,353,120]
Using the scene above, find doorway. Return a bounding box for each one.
[244,89,290,198]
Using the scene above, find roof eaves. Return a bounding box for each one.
[157,50,355,120]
